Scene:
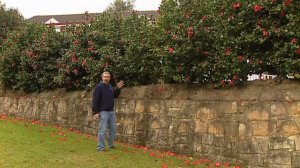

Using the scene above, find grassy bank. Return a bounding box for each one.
[0,115,237,168]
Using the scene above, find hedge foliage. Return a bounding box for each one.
[0,0,299,92]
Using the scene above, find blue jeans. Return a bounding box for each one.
[97,111,116,150]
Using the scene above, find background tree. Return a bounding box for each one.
[105,0,135,13]
[0,1,23,42]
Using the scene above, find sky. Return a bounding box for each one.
[1,0,162,19]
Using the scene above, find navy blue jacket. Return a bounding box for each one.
[92,82,121,114]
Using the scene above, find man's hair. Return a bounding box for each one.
[101,71,111,77]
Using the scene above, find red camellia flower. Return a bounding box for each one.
[232,2,241,9]
[87,40,93,46]
[187,27,194,39]
[159,85,165,93]
[87,47,92,52]
[172,34,177,40]
[73,68,78,74]
[82,59,86,67]
[150,152,156,156]
[195,47,200,54]
[262,30,269,38]
[272,0,276,3]
[72,55,77,63]
[204,51,209,56]
[215,162,221,167]
[223,162,230,167]
[296,48,300,55]
[237,55,244,62]
[204,26,209,32]
[226,48,231,56]
[285,0,292,6]
[280,10,286,17]
[230,80,235,86]
[233,74,238,80]
[73,39,80,45]
[168,47,174,54]
[162,163,167,168]
[253,5,262,12]
[291,38,297,43]
[220,80,225,86]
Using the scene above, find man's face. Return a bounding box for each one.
[102,73,111,84]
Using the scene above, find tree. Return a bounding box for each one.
[105,0,135,13]
[0,1,23,43]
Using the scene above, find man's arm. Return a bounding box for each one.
[114,80,124,98]
[92,85,101,114]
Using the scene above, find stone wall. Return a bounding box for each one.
[0,80,300,168]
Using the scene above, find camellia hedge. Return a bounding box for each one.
[0,0,299,92]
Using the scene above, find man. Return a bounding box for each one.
[92,71,124,152]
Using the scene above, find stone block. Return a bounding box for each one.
[218,88,239,101]
[270,103,288,116]
[208,121,224,135]
[283,91,296,102]
[267,164,292,168]
[251,121,270,136]
[212,136,225,147]
[158,134,171,146]
[171,85,190,100]
[260,87,282,101]
[248,154,268,166]
[172,144,193,154]
[119,99,136,114]
[238,138,269,154]
[193,134,202,144]
[177,121,191,133]
[207,146,224,156]
[175,136,188,144]
[145,85,172,100]
[134,100,145,113]
[195,106,216,120]
[290,102,300,116]
[215,102,238,114]
[194,120,208,133]
[120,85,147,99]
[147,129,159,143]
[252,137,269,153]
[238,85,261,101]
[189,87,221,101]
[277,120,300,136]
[202,133,214,145]
[124,124,135,135]
[150,118,161,129]
[292,151,300,168]
[223,149,237,158]
[246,108,269,121]
[268,150,292,165]
[224,121,238,140]
[270,137,295,150]
[294,135,300,151]
[167,100,195,119]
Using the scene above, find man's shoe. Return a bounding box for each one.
[97,148,106,152]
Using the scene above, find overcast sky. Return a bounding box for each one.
[2,0,162,19]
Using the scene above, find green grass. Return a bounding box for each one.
[0,116,233,168]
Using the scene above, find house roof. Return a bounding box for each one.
[27,10,159,24]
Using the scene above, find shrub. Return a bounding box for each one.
[0,23,64,92]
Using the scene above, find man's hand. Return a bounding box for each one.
[117,80,125,89]
[93,113,99,120]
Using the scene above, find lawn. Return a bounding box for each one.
[0,114,237,168]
